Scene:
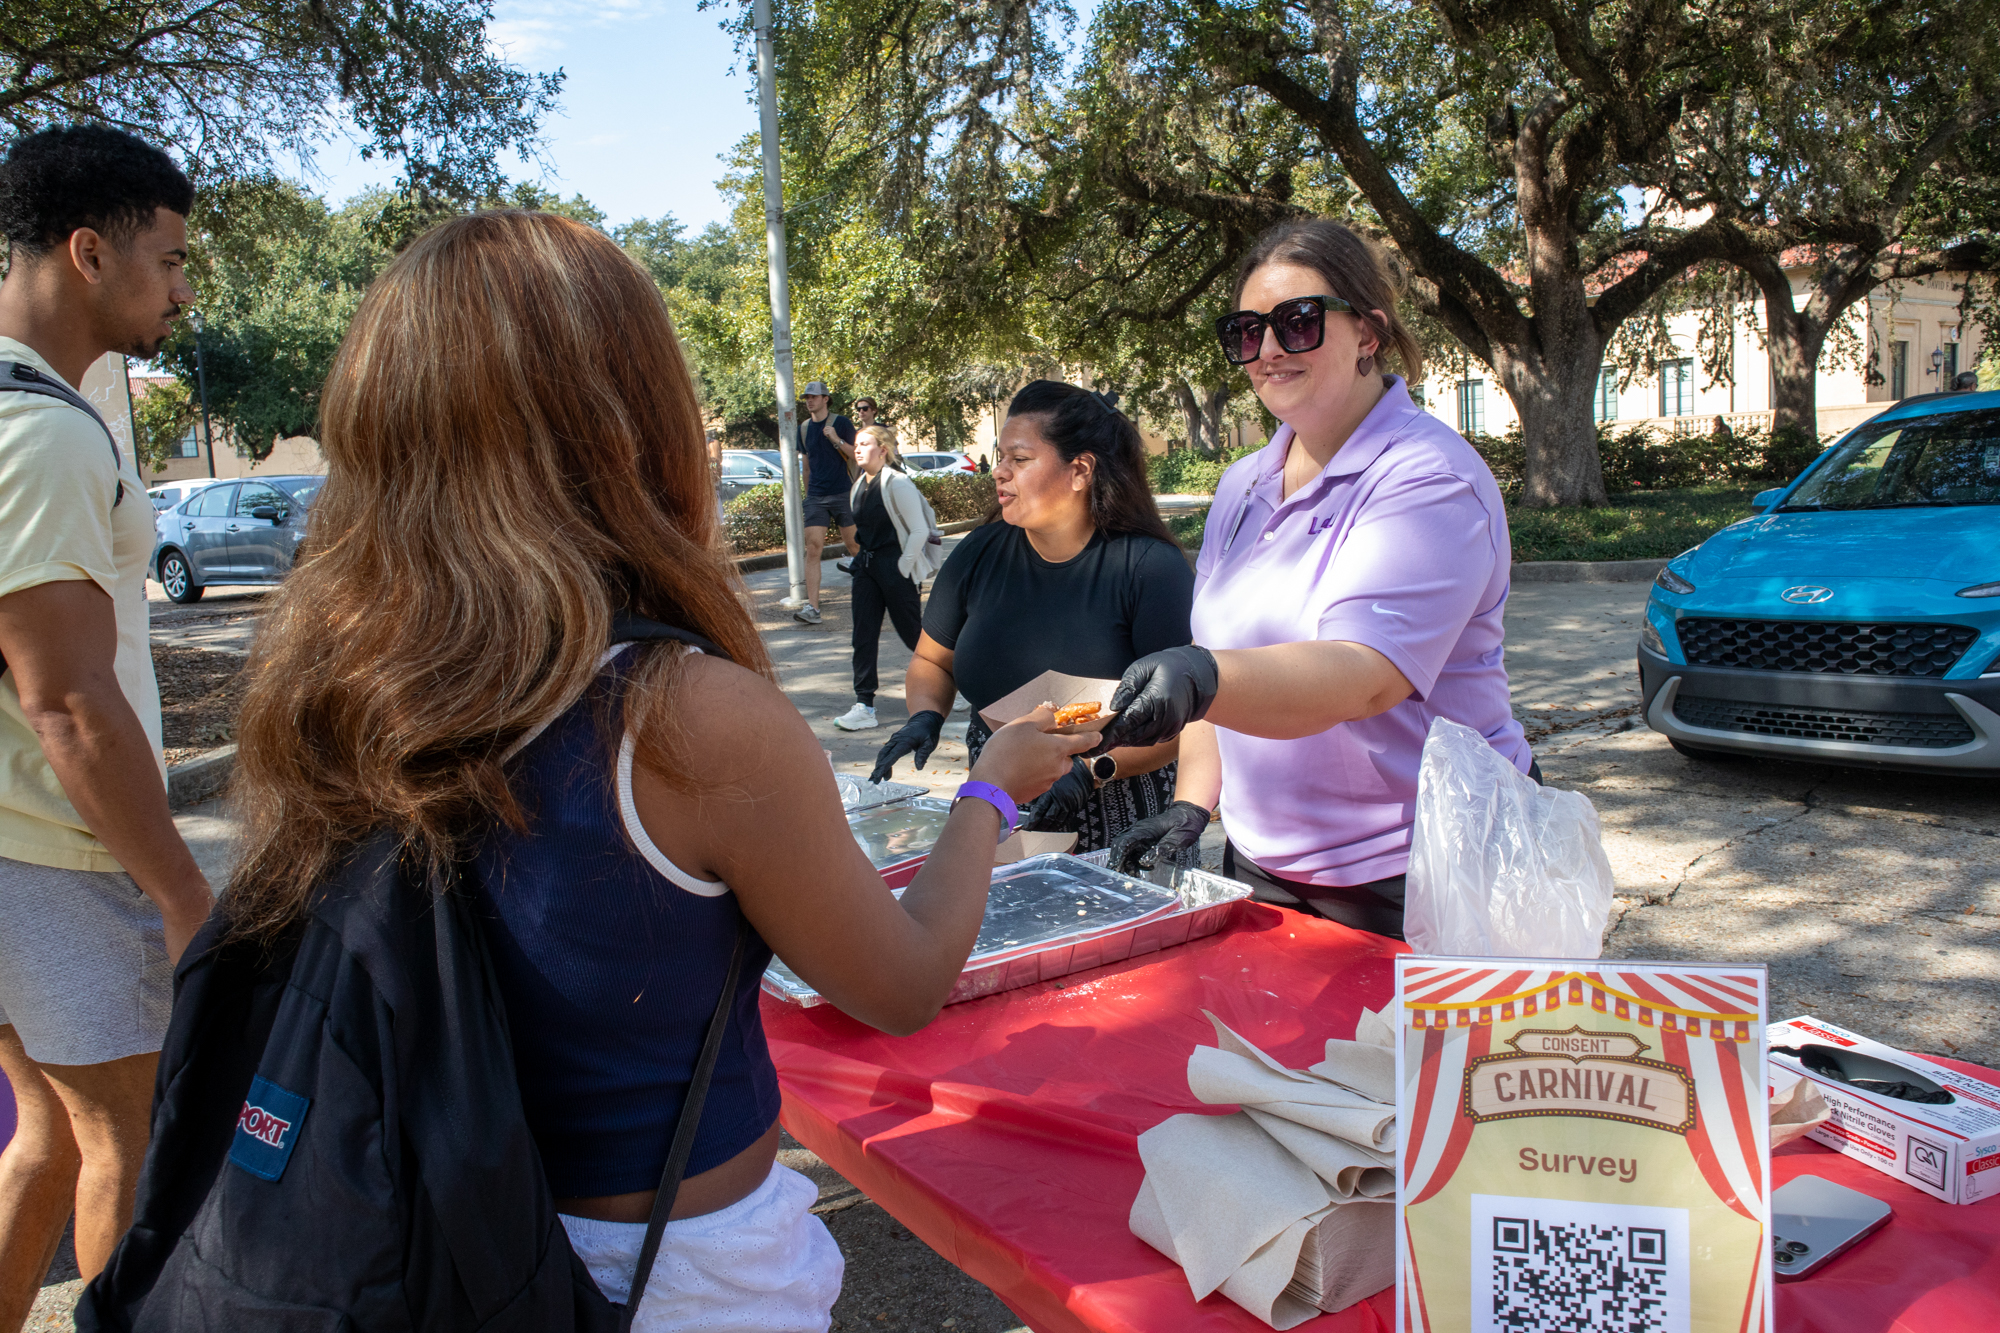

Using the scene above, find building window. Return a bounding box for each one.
[1456,380,1485,435]
[1942,342,1959,383]
[1592,367,1618,423]
[177,426,202,459]
[1890,341,1908,400]
[1659,358,1694,417]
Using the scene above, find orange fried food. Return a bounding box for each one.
[1053,701,1103,727]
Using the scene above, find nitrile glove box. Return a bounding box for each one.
[1767,1016,2000,1205]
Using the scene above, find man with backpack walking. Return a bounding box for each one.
[0,126,210,1328]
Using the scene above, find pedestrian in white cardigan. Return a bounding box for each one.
[834,427,944,730]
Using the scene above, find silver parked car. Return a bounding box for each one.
[151,474,322,603]
[717,449,784,505]
[145,478,226,512]
[901,451,978,475]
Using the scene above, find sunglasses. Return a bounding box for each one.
[1214,294,1354,365]
[855,403,877,412]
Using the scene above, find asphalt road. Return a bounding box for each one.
[25,552,1988,1330]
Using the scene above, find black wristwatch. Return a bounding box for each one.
[1089,752,1118,786]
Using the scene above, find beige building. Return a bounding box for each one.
[126,371,326,484]
[1410,262,1986,443]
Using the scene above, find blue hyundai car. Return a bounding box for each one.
[1638,389,2000,773]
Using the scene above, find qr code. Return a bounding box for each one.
[1470,1195,1689,1333]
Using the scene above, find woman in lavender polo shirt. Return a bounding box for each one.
[1096,221,1533,940]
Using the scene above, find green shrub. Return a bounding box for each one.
[1147,443,1263,496]
[720,471,1000,554]
[911,470,998,523]
[1468,420,1826,501]
[721,483,788,554]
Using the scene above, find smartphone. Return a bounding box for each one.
[1770,1174,1893,1281]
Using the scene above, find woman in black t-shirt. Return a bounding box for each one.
[869,381,1197,858]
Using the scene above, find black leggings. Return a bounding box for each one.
[850,548,922,705]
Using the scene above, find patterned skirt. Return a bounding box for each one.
[966,717,1196,866]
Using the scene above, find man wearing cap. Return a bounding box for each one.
[795,381,857,625]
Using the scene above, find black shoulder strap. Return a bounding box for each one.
[1,360,124,506]
[610,611,730,662]
[618,920,752,1328]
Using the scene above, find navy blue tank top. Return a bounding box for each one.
[469,646,780,1198]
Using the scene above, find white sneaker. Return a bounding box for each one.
[834,703,878,730]
[793,603,822,625]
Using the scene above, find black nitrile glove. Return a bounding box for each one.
[868,710,945,784]
[1107,801,1213,876]
[1094,645,1220,753]
[1020,758,1094,832]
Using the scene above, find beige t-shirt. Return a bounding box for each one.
[0,336,163,872]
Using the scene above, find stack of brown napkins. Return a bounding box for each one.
[1129,1010,1396,1329]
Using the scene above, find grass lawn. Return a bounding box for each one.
[1160,484,1762,562]
[1506,484,1760,562]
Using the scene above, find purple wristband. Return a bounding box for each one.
[953,781,1019,839]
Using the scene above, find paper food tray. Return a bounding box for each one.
[763,853,1253,1008]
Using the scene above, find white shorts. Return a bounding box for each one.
[562,1162,844,1332]
[0,855,171,1066]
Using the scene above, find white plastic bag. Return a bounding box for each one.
[1403,717,1614,958]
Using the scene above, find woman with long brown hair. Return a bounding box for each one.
[224,211,1091,1330]
[869,381,1197,861]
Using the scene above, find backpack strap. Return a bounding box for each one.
[610,610,728,661]
[618,918,752,1328]
[1,360,125,507]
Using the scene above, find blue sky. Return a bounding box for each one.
[308,2,758,233]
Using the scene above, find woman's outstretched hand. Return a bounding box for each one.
[971,707,1099,805]
[869,710,946,783]
[1094,645,1219,752]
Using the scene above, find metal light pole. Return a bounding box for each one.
[754,0,807,607]
[189,309,217,479]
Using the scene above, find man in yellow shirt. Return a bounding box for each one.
[0,126,208,1327]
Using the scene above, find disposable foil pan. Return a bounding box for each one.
[836,775,928,813]
[847,795,954,888]
[763,853,1253,1008]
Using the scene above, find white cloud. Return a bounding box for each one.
[489,0,671,62]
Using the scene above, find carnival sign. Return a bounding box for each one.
[1395,959,1772,1333]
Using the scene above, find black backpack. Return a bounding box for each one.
[78,617,743,1332]
[1,359,125,506]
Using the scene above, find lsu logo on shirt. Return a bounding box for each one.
[228,1076,311,1182]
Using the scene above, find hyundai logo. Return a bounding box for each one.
[1781,585,1834,604]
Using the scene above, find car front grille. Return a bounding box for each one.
[1676,619,1979,678]
[1672,695,1975,748]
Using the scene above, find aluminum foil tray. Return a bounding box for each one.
[836,775,928,813]
[763,853,1253,1008]
[848,796,954,884]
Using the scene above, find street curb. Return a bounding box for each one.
[733,518,984,574]
[167,744,234,811]
[1511,558,1670,584]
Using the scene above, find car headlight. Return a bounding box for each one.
[1654,567,1696,595]
[1640,620,1665,655]
[1958,580,2000,598]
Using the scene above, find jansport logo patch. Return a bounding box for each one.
[228,1076,311,1182]
[237,1102,292,1148]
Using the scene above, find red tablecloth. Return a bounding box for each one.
[762,903,2000,1333]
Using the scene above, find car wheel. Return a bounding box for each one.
[159,550,203,604]
[1669,738,1741,763]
